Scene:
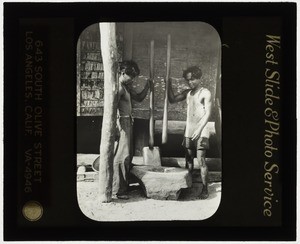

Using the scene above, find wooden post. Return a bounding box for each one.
[98,23,119,203]
[149,40,155,148]
[162,34,171,144]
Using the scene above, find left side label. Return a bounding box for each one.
[19,23,49,223]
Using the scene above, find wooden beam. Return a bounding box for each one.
[77,154,221,183]
[77,153,99,166]
[155,120,216,135]
[77,154,221,172]
[132,156,221,171]
[98,23,119,203]
[77,169,221,183]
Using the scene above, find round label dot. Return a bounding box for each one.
[22,201,43,221]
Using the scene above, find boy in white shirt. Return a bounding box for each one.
[167,66,212,199]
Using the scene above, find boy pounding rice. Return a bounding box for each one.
[167,66,212,199]
[113,60,150,200]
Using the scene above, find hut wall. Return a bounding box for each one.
[77,22,221,158]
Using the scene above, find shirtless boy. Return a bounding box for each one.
[167,66,212,199]
[113,60,150,200]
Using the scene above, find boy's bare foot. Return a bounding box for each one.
[112,194,129,200]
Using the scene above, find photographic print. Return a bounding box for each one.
[76,22,222,221]
[4,2,296,241]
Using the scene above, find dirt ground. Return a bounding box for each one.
[77,180,221,222]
